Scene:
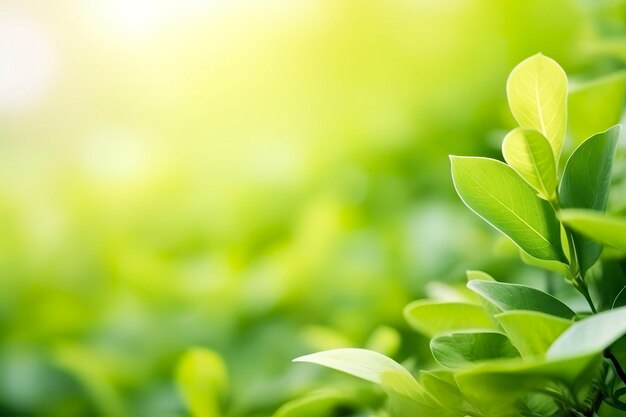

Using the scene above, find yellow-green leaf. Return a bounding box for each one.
[495,311,572,358]
[506,54,568,163]
[502,128,557,201]
[403,300,496,338]
[175,348,229,417]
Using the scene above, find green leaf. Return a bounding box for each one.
[430,331,519,368]
[467,280,576,319]
[380,371,457,417]
[403,300,497,337]
[495,311,572,358]
[559,209,626,252]
[271,391,352,417]
[519,249,570,275]
[175,348,229,417]
[458,305,626,406]
[568,70,626,145]
[455,355,602,405]
[450,156,566,262]
[293,348,412,385]
[506,53,568,163]
[419,370,477,416]
[502,128,557,201]
[547,305,626,359]
[559,125,621,275]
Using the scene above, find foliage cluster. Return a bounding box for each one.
[287,55,626,417]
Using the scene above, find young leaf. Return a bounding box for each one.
[506,53,568,163]
[450,156,566,262]
[380,371,457,417]
[495,311,572,358]
[559,209,626,252]
[569,70,626,144]
[272,391,352,417]
[467,280,576,319]
[403,300,497,337]
[293,348,412,385]
[559,125,621,275]
[547,305,626,359]
[430,331,519,368]
[502,128,557,201]
[419,370,477,416]
[175,348,229,417]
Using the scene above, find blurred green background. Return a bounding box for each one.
[2,1,626,416]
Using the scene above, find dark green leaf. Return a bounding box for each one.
[559,125,621,275]
[467,280,576,319]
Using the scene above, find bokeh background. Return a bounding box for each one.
[2,1,626,416]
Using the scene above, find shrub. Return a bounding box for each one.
[291,54,626,417]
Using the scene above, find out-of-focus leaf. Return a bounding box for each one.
[502,128,557,201]
[430,331,519,368]
[519,393,559,417]
[175,348,229,417]
[559,209,626,251]
[365,325,401,357]
[293,348,412,385]
[467,280,576,319]
[271,391,353,417]
[403,300,496,338]
[559,125,621,275]
[450,156,566,262]
[495,310,572,358]
[569,71,626,144]
[506,53,568,163]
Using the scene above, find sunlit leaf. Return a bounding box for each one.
[559,209,626,252]
[495,311,572,358]
[175,348,229,417]
[559,125,621,275]
[506,53,568,163]
[430,331,519,368]
[293,348,412,385]
[380,371,457,417]
[450,156,566,262]
[467,280,576,319]
[502,128,557,201]
[403,300,496,337]
[547,305,626,359]
[420,370,477,415]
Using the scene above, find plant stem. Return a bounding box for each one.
[550,198,598,313]
[606,350,626,386]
